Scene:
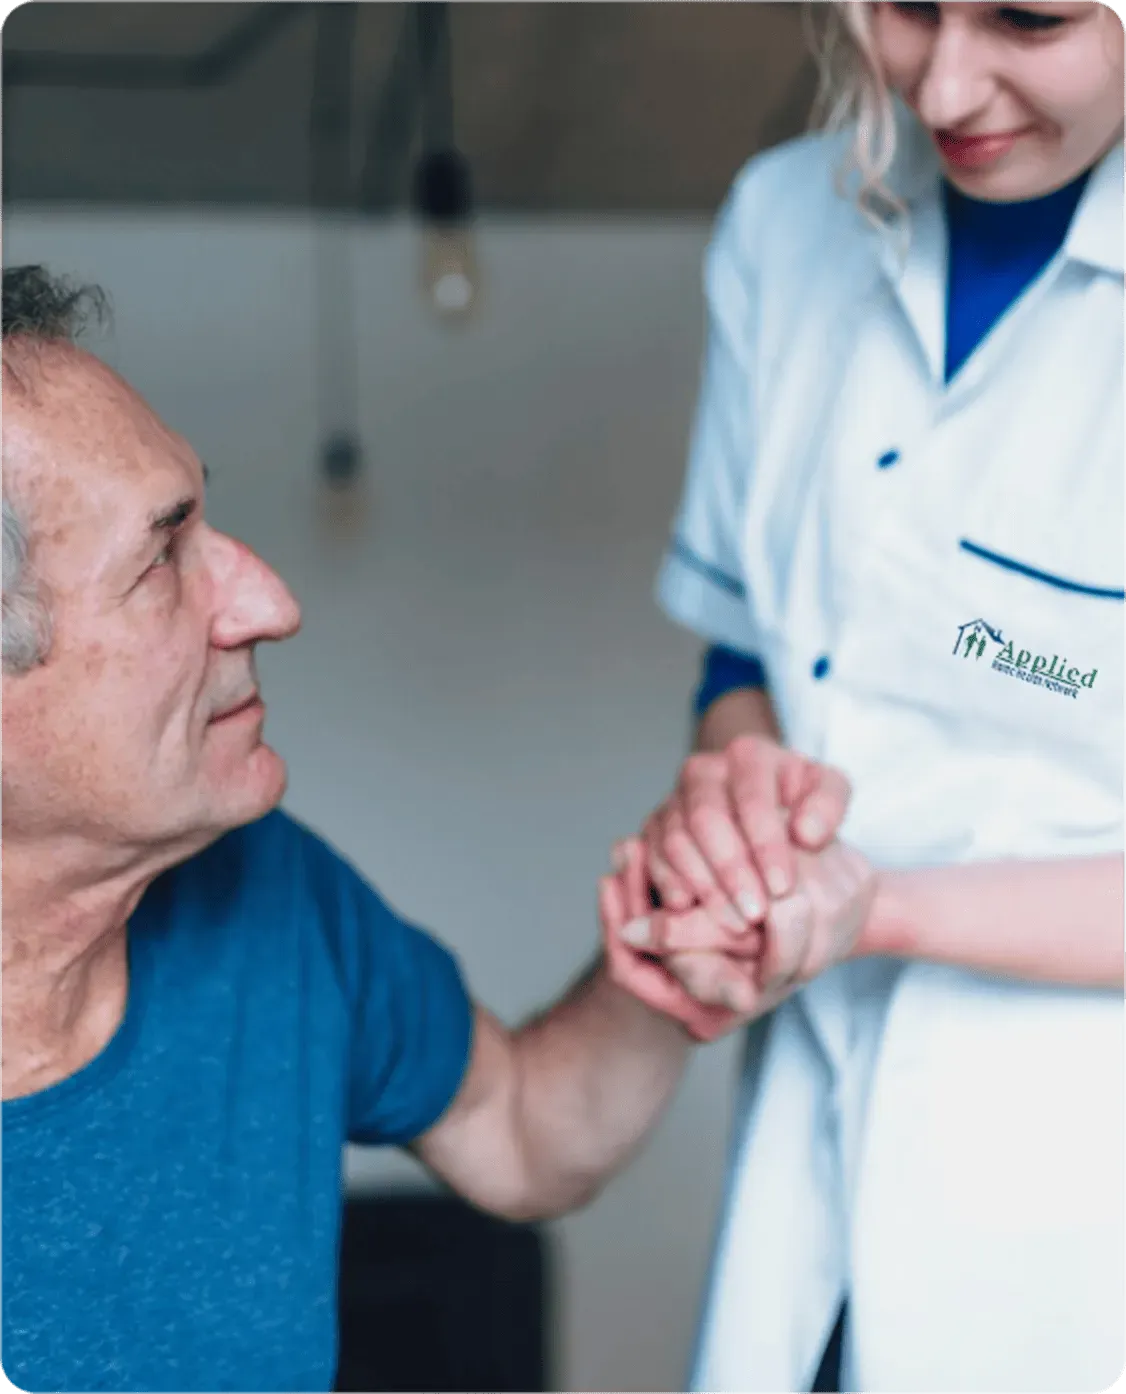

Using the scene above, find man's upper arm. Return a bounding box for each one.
[286,809,534,1216]
[290,817,476,1148]
[410,1006,539,1220]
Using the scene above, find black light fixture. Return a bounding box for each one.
[310,3,365,506]
[411,4,478,322]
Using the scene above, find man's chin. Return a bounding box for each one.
[248,744,288,810]
[216,745,288,830]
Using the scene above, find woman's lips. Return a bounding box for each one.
[934,128,1026,170]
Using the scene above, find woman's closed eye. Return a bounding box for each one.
[890,2,1070,34]
[891,2,940,22]
[995,6,1069,35]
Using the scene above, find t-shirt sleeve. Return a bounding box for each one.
[656,168,765,655]
[295,822,475,1147]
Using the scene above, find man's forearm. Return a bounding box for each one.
[514,677,781,1174]
[509,957,692,1215]
[860,853,1125,988]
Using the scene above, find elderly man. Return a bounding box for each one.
[0,264,874,1394]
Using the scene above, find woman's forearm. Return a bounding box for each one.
[859,853,1124,988]
[694,685,781,752]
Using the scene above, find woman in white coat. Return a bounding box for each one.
[604,4,1125,1391]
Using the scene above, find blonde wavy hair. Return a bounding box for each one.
[805,0,906,224]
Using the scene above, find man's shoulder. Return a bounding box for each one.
[155,809,369,945]
[175,809,427,952]
[149,811,400,1003]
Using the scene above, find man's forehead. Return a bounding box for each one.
[4,350,204,588]
[5,346,199,503]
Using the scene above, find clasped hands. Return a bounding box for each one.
[600,736,876,1041]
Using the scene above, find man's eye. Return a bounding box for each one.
[150,536,179,571]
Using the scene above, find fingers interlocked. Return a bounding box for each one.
[601,736,866,1039]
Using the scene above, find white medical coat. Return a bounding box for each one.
[657,116,1125,1393]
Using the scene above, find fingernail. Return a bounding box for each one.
[798,814,825,844]
[720,903,747,933]
[766,865,790,898]
[620,917,651,947]
[611,844,628,874]
[737,890,764,921]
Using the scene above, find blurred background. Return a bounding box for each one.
[3,4,817,1389]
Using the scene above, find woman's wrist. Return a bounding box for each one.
[851,867,919,961]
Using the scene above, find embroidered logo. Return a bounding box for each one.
[954,618,1097,699]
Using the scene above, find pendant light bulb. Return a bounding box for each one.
[413,147,478,322]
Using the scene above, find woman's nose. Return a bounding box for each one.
[912,16,995,132]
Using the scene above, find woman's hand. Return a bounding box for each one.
[603,838,877,1043]
[647,842,875,1020]
[640,735,852,930]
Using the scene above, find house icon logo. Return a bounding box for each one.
[953,617,1004,660]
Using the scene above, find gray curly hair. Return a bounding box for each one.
[2,265,108,674]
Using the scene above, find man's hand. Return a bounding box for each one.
[605,840,877,1042]
[601,838,747,1041]
[641,735,851,927]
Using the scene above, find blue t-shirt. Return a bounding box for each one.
[694,168,1092,716]
[1,811,474,1393]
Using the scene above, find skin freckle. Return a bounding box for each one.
[82,642,108,683]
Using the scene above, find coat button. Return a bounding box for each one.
[877,448,900,469]
[812,654,831,680]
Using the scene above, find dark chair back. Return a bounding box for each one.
[335,1191,552,1392]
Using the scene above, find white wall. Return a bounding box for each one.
[4,209,743,1392]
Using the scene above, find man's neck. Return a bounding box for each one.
[2,837,156,1100]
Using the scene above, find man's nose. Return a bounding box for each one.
[208,531,301,649]
[912,16,995,132]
